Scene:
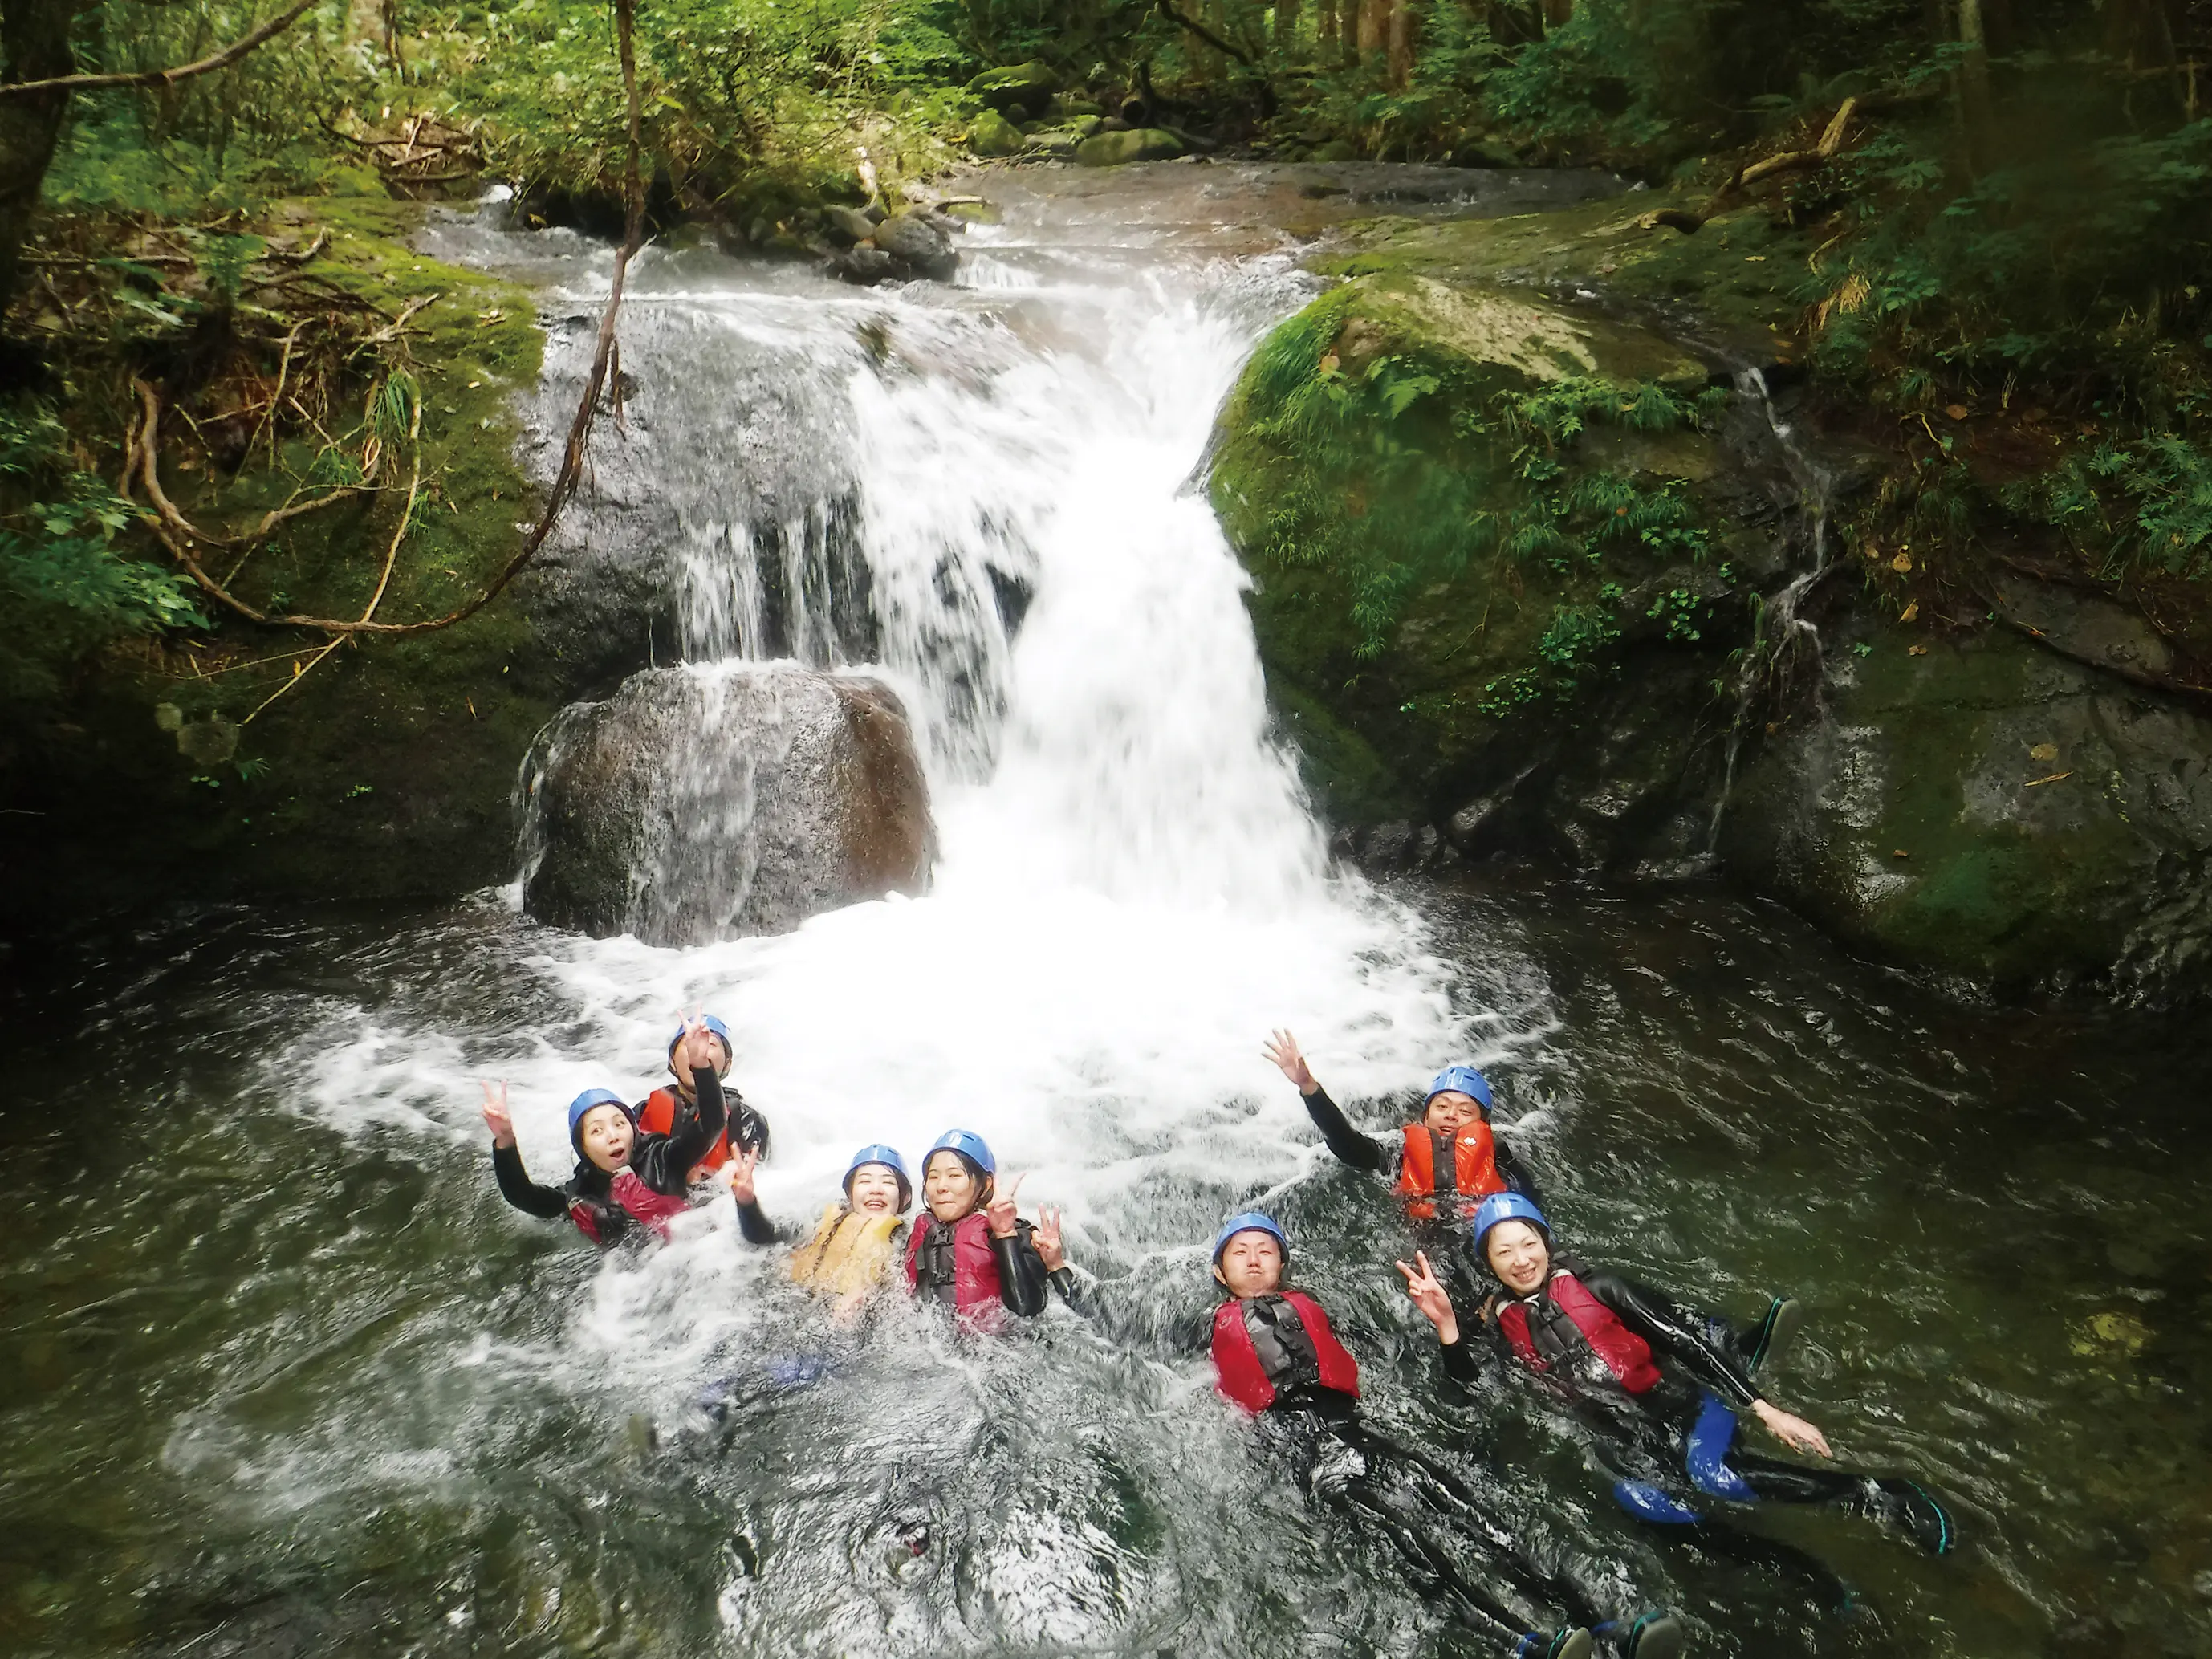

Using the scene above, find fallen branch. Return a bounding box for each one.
[1641,97,1858,235]
[131,0,649,639]
[0,0,315,98]
[1155,0,1259,67]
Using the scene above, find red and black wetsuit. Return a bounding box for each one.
[491,1066,728,1246]
[905,1211,1051,1328]
[1441,1257,1954,1556]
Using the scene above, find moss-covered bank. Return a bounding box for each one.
[1211,192,2212,1002]
[0,197,571,931]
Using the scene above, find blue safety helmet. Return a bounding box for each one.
[844,1143,913,1210]
[567,1087,636,1153]
[668,1014,734,1067]
[1425,1064,1494,1113]
[1471,1192,1549,1249]
[1212,1210,1289,1266]
[924,1128,996,1181]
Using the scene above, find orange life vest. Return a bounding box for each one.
[636,1085,730,1177]
[1392,1122,1506,1219]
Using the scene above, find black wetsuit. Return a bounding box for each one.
[491,1066,728,1245]
[1051,1265,1639,1648]
[1443,1259,1954,1560]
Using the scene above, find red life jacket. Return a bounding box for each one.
[1497,1268,1663,1394]
[905,1210,1006,1328]
[635,1086,731,1177]
[1393,1121,1507,1219]
[1210,1291,1361,1415]
[567,1170,693,1246]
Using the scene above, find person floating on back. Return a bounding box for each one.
[1263,1030,1543,1226]
[481,1017,728,1246]
[1401,1194,1954,1557]
[1204,1212,1682,1659]
[632,1013,769,1187]
[905,1130,1051,1328]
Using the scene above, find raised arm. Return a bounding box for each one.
[1265,1029,1392,1173]
[986,1177,1049,1316]
[1399,1250,1496,1387]
[482,1082,570,1221]
[722,1149,784,1245]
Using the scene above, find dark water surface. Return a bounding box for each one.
[1,876,2204,1659]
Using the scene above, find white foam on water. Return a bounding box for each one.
[291,194,1558,1366]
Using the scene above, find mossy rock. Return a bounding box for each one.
[1074,128,1185,168]
[1210,274,1736,830]
[968,109,1024,158]
[1720,612,2212,999]
[967,60,1059,113]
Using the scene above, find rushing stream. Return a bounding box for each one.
[2,165,2207,1659]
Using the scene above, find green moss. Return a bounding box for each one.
[1211,274,1731,820]
[10,199,567,921]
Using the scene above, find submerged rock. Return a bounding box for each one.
[522,663,935,945]
[870,211,959,279]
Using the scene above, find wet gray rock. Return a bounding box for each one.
[827,245,897,286]
[820,205,877,247]
[871,212,958,279]
[522,663,935,945]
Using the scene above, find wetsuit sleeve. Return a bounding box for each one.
[1492,1131,1545,1210]
[1047,1263,1100,1319]
[668,1066,729,1166]
[491,1142,571,1220]
[993,1218,1051,1317]
[1584,1267,1761,1407]
[734,1198,784,1245]
[1301,1084,1393,1174]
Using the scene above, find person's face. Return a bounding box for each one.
[1423,1090,1484,1134]
[848,1164,904,1215]
[579,1104,636,1173]
[670,1035,733,1090]
[1213,1230,1285,1299]
[1485,1220,1550,1294]
[923,1152,986,1222]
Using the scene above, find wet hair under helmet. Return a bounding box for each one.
[1425,1064,1494,1112]
[567,1088,636,1157]
[844,1143,913,1210]
[923,1128,995,1185]
[1471,1192,1549,1252]
[1211,1210,1288,1267]
[667,1014,734,1067]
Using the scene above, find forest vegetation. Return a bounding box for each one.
[5,0,2212,907]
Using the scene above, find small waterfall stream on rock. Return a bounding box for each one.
[3,168,2209,1659]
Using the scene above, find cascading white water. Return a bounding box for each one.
[365,183,1536,1267]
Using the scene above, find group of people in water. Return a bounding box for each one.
[480,1015,1955,1658]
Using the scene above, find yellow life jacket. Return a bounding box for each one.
[788,1204,904,1299]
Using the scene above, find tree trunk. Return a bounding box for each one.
[1275,0,1301,55]
[1956,0,1994,172]
[1317,0,1336,53]
[1387,0,1415,84]
[0,0,77,320]
[1542,0,1572,28]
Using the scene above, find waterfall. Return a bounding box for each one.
[401,179,1522,1268]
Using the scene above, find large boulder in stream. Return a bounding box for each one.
[1075,128,1185,167]
[521,663,935,945]
[1211,186,2212,1001]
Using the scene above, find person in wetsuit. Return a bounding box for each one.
[631,1013,771,1185]
[904,1130,1050,1328]
[480,1018,730,1246]
[731,1144,914,1315]
[1264,1031,1544,1227]
[1401,1194,1955,1559]
[1054,1211,1684,1659]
